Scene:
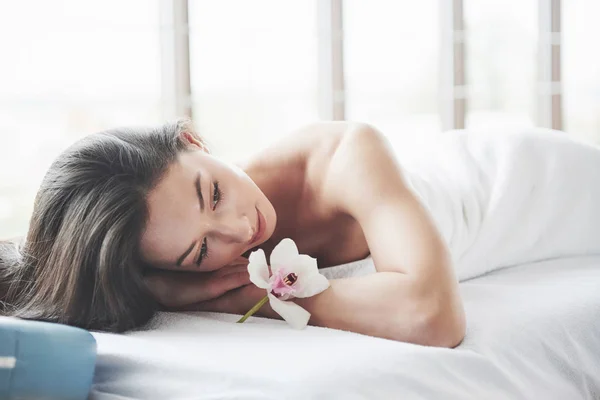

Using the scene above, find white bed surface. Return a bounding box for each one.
[89,256,600,400]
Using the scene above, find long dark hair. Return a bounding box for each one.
[0,119,206,332]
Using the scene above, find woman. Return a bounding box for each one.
[4,119,596,347]
[0,119,463,346]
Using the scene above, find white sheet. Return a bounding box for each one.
[90,255,600,400]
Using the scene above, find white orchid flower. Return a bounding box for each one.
[238,238,330,329]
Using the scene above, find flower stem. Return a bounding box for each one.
[237,295,269,323]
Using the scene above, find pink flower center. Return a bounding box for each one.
[269,269,300,299]
[283,272,298,286]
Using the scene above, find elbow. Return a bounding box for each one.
[420,306,466,348]
[393,295,467,348]
[407,272,466,348]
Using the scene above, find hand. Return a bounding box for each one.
[144,258,251,309]
[184,280,280,320]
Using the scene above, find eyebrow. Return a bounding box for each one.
[175,173,205,267]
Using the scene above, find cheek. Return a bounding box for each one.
[141,210,199,267]
[224,177,257,208]
[141,230,178,266]
[204,239,253,272]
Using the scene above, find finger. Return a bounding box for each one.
[144,269,249,307]
[204,271,252,300]
[191,284,276,318]
[143,271,210,303]
[212,263,249,278]
[231,255,250,266]
[191,286,248,314]
[215,256,249,270]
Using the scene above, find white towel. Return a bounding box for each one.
[397,128,600,281]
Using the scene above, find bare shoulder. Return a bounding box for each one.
[242,121,389,217]
[292,122,368,190]
[243,122,352,165]
[242,121,365,189]
[303,122,406,214]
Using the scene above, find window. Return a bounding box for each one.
[563,0,600,144]
[0,0,163,237]
[188,0,319,161]
[343,0,441,140]
[2,0,600,238]
[464,0,538,132]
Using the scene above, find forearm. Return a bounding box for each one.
[294,272,465,347]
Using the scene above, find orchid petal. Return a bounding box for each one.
[268,293,310,329]
[294,273,330,298]
[269,238,299,274]
[247,249,270,289]
[292,254,319,278]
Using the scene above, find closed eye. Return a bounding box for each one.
[193,180,222,267]
[212,181,222,210]
[195,173,205,213]
[176,173,205,267]
[195,237,208,267]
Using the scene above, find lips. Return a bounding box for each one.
[249,207,266,246]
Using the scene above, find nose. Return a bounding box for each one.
[210,213,253,244]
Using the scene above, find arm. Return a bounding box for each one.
[190,122,465,346]
[144,260,251,309]
[296,123,465,347]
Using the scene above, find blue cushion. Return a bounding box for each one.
[0,316,97,400]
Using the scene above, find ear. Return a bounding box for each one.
[180,131,209,152]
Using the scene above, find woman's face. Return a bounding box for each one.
[140,147,276,272]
